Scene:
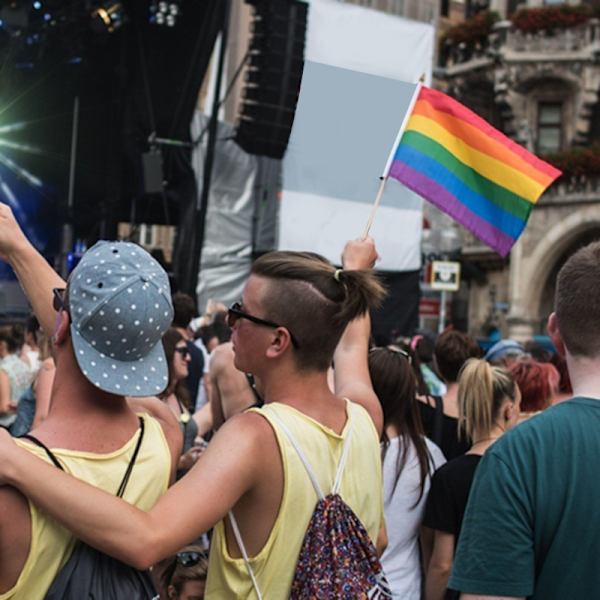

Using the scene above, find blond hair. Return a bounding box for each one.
[457,358,516,440]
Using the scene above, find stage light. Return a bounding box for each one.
[149,0,181,27]
[33,1,42,10]
[0,121,44,189]
[91,2,126,34]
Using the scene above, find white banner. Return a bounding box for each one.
[279,0,434,271]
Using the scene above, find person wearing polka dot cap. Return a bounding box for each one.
[68,240,174,397]
[0,203,181,599]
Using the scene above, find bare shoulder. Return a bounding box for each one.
[210,342,234,372]
[213,410,278,457]
[127,395,176,425]
[126,396,182,466]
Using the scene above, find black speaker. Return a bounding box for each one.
[141,149,164,194]
[235,0,308,160]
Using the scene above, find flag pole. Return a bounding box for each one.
[363,76,425,238]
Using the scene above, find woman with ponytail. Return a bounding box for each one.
[423,359,520,600]
[369,345,445,599]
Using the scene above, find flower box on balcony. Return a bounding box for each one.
[544,145,600,180]
[511,5,592,34]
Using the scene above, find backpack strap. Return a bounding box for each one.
[268,413,325,499]
[20,434,65,471]
[116,416,145,498]
[268,412,354,498]
[21,416,145,498]
[331,426,354,495]
[227,511,263,600]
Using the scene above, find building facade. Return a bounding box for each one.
[435,0,600,339]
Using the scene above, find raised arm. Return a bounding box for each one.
[0,410,266,568]
[0,204,64,336]
[333,238,383,436]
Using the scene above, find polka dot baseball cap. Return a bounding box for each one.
[68,241,173,397]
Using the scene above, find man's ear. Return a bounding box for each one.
[265,327,293,359]
[547,312,565,357]
[167,584,177,599]
[53,310,71,346]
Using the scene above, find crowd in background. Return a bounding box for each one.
[0,287,572,599]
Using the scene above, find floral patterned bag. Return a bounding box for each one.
[272,415,392,599]
[229,415,392,600]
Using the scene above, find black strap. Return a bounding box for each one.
[431,395,444,448]
[21,417,145,498]
[245,373,264,408]
[20,434,65,470]
[116,417,145,498]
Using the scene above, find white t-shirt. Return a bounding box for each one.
[381,435,446,599]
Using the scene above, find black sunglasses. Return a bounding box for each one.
[174,346,190,358]
[227,301,299,348]
[176,550,207,567]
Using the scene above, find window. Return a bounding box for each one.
[537,103,562,154]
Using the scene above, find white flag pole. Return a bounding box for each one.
[362,77,425,238]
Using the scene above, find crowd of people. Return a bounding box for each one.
[0,199,598,599]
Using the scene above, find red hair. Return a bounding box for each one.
[509,358,559,412]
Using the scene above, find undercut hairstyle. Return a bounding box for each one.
[251,251,386,371]
[555,241,600,358]
[171,292,197,330]
[457,358,516,441]
[434,330,481,383]
[369,346,433,507]
[509,358,558,413]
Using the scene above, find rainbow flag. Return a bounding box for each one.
[388,86,562,256]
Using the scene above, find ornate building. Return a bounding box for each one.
[436,1,600,339]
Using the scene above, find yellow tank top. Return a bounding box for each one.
[205,399,384,599]
[1,413,171,600]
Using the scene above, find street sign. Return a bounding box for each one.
[430,260,461,292]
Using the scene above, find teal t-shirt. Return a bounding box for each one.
[450,397,600,599]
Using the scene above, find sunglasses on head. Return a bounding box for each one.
[227,301,299,348]
[370,345,412,364]
[176,550,207,567]
[174,346,190,358]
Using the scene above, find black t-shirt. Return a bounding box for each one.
[418,400,471,460]
[423,454,482,600]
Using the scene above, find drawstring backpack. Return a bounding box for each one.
[229,413,392,599]
[21,417,156,600]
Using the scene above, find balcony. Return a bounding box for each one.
[541,173,600,207]
[438,8,600,74]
